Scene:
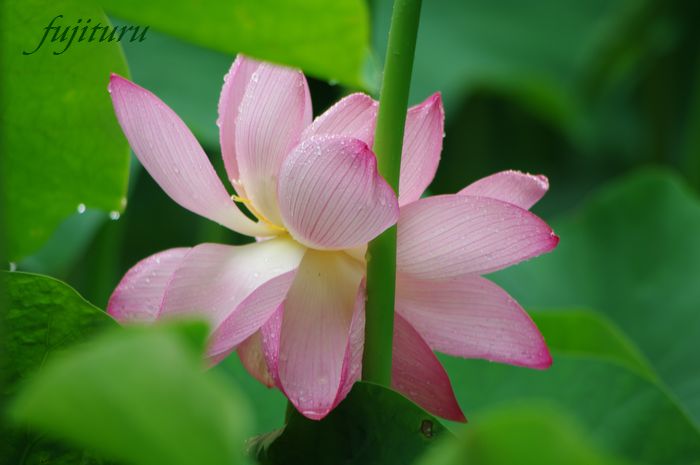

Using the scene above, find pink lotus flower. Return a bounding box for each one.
[107,55,558,422]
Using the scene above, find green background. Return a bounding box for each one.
[2,0,699,464]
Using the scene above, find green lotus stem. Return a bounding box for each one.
[363,0,422,385]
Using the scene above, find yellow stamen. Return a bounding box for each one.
[232,194,286,233]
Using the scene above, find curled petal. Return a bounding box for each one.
[392,314,466,422]
[459,170,549,210]
[218,55,260,190]
[398,194,558,279]
[278,136,399,250]
[159,238,305,354]
[302,93,378,146]
[399,93,444,206]
[107,248,190,323]
[334,281,366,406]
[262,250,364,420]
[397,274,552,369]
[108,74,272,237]
[209,270,297,358]
[235,62,312,225]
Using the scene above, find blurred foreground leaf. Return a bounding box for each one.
[415,403,627,465]
[0,271,116,463]
[496,169,700,427]
[100,0,371,88]
[251,382,447,465]
[10,322,252,465]
[216,355,288,435]
[0,0,130,261]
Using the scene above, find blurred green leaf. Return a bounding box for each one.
[682,61,700,188]
[252,382,448,465]
[215,355,288,435]
[100,0,371,88]
[494,169,700,427]
[372,0,643,128]
[10,322,252,465]
[0,0,130,261]
[531,310,655,380]
[0,271,117,463]
[415,403,628,465]
[443,355,700,465]
[17,210,109,277]
[111,24,343,152]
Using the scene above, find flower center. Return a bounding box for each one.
[232,194,286,233]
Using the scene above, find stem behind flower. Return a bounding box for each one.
[362,0,423,386]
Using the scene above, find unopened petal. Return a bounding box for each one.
[278,136,399,250]
[218,55,260,190]
[302,93,378,146]
[235,62,312,225]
